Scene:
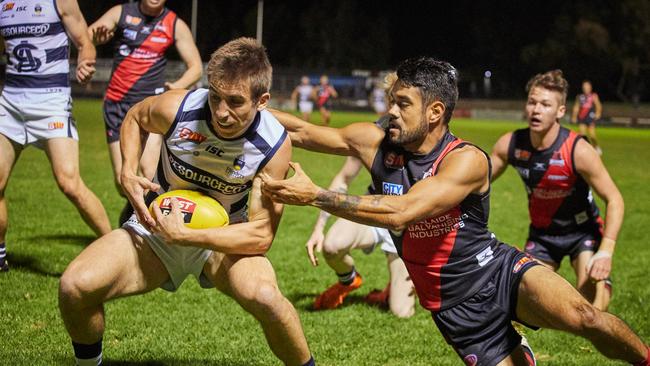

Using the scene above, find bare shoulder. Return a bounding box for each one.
[148,89,191,122]
[573,136,602,173]
[260,137,292,179]
[440,144,489,177]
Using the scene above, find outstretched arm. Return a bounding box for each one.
[268,108,383,164]
[151,138,292,255]
[87,5,120,45]
[574,138,624,281]
[262,146,489,232]
[120,90,187,226]
[164,19,202,90]
[57,0,96,84]
[305,156,363,265]
[490,132,512,181]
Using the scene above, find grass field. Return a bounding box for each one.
[1,100,649,365]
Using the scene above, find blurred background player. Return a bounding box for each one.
[58,38,314,366]
[491,70,621,311]
[0,0,111,272]
[571,80,603,154]
[313,74,337,126]
[291,75,314,122]
[369,78,388,115]
[305,156,415,317]
[88,0,202,202]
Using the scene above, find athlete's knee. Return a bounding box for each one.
[235,278,284,315]
[570,302,603,333]
[59,267,96,309]
[55,170,83,199]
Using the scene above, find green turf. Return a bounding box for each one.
[0,101,648,365]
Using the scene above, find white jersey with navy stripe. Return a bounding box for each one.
[297,84,313,102]
[0,0,70,91]
[155,88,288,224]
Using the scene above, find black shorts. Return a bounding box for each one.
[577,116,595,125]
[525,225,602,265]
[103,99,137,143]
[432,245,539,366]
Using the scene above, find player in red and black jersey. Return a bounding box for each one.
[88,0,202,193]
[312,74,338,126]
[571,80,602,154]
[263,58,649,365]
[491,70,620,311]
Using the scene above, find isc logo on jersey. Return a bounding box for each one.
[150,190,229,229]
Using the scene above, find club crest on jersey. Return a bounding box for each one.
[513,256,533,273]
[382,182,403,195]
[233,155,246,171]
[158,197,196,223]
[179,128,207,144]
[126,15,141,25]
[32,3,44,17]
[514,149,531,161]
[383,151,404,169]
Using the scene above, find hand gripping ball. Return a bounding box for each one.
[150,190,229,229]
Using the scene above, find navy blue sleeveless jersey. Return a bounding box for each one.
[106,2,177,102]
[507,127,602,235]
[370,130,504,311]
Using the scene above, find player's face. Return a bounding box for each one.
[301,76,310,85]
[386,81,429,146]
[208,79,270,139]
[525,87,566,133]
[141,0,166,12]
[582,82,592,94]
[320,76,328,85]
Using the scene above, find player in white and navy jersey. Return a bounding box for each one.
[0,0,111,272]
[59,38,315,366]
[291,75,314,121]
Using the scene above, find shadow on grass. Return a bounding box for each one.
[6,252,63,277]
[106,359,253,366]
[23,233,96,246]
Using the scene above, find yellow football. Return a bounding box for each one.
[149,190,229,229]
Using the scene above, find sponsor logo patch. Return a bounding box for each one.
[125,15,141,25]
[583,239,595,248]
[516,167,529,179]
[575,211,589,225]
[549,151,565,166]
[514,148,531,161]
[179,127,207,143]
[383,151,404,169]
[48,121,64,130]
[141,25,152,34]
[151,36,168,43]
[123,28,137,40]
[158,197,196,223]
[382,182,403,195]
[2,2,14,11]
[513,255,534,273]
[525,241,535,251]
[547,174,569,181]
[533,162,546,171]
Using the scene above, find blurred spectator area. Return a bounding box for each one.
[1,59,649,127]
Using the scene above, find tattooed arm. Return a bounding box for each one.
[262,146,489,231]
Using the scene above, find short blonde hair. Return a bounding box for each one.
[207,37,272,101]
[526,69,569,105]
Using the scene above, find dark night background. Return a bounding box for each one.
[81,0,650,102]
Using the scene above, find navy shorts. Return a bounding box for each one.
[432,245,539,366]
[103,99,137,143]
[577,115,595,125]
[525,225,602,265]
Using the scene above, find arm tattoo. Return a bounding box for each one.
[316,190,361,212]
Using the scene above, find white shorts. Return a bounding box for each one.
[123,214,214,292]
[363,226,397,254]
[298,101,313,114]
[0,87,77,147]
[373,101,387,114]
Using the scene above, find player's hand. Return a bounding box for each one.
[260,162,319,206]
[120,171,160,228]
[164,81,181,90]
[76,59,96,85]
[586,250,612,282]
[91,25,114,45]
[305,230,325,266]
[150,198,189,245]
